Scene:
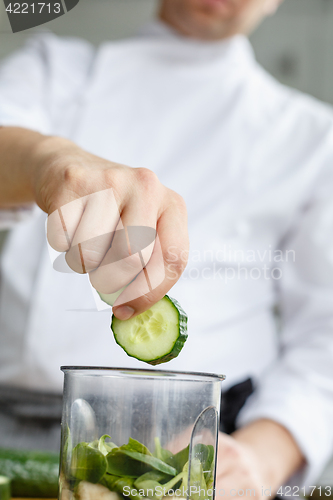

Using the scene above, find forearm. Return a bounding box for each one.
[233,419,305,491]
[0,126,68,209]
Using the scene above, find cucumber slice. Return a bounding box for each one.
[110,296,188,365]
[0,476,11,500]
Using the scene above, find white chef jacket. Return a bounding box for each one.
[1,21,333,485]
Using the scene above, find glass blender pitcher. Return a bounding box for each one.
[59,367,225,500]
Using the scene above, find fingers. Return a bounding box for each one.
[65,188,121,273]
[217,433,244,475]
[215,433,263,500]
[112,191,189,320]
[47,197,85,252]
[166,426,193,454]
[215,473,262,500]
[109,233,164,316]
[89,195,158,293]
[46,162,188,314]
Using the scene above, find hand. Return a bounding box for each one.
[216,420,305,500]
[31,136,189,319]
[215,432,264,500]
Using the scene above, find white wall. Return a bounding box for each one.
[250,0,333,106]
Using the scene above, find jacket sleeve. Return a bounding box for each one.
[237,129,333,487]
[0,34,94,228]
[0,35,56,133]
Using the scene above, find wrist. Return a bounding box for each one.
[29,135,79,212]
[0,127,80,209]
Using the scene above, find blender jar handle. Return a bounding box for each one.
[187,406,219,500]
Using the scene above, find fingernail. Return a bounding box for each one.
[113,306,135,321]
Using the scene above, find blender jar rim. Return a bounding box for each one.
[61,365,226,382]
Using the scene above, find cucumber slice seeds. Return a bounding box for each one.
[100,294,188,365]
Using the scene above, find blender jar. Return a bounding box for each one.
[59,367,225,500]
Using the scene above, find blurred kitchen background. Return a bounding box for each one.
[1,0,333,104]
[1,0,333,488]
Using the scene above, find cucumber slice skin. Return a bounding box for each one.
[0,448,59,498]
[111,296,188,366]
